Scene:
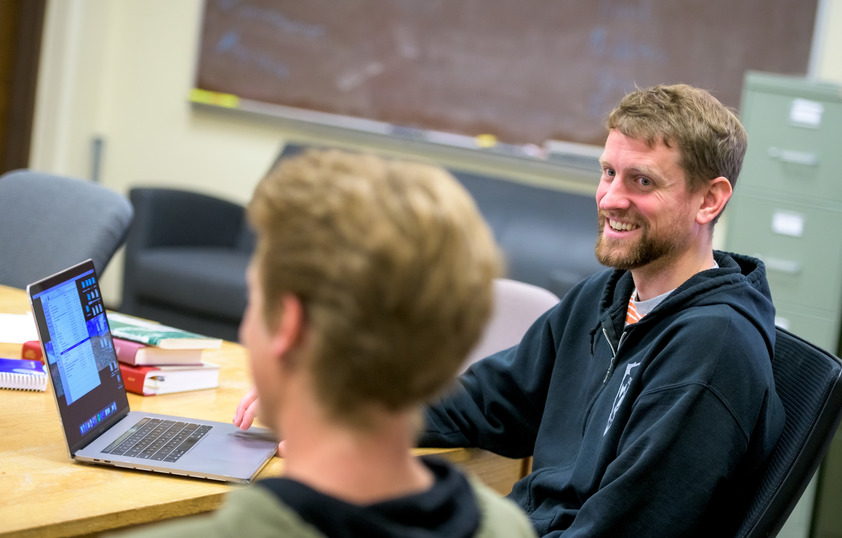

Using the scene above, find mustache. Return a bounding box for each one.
[597,211,645,228]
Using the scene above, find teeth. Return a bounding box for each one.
[609,219,636,231]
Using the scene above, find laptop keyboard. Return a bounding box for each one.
[102,417,212,462]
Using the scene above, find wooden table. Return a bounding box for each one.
[0,285,527,537]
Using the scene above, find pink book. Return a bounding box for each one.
[113,337,204,366]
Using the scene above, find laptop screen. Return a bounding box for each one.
[28,259,129,454]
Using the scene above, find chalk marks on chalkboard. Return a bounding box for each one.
[391,24,422,61]
[337,62,386,93]
[585,2,669,121]
[221,2,325,39]
[214,31,290,80]
[598,0,653,22]
[197,0,816,148]
[209,3,329,84]
[588,28,666,63]
[588,74,630,120]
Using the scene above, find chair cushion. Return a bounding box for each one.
[131,247,250,319]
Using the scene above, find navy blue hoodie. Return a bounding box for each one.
[421,251,785,537]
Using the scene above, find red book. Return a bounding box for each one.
[21,340,44,363]
[113,337,203,366]
[119,362,220,396]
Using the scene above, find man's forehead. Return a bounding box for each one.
[600,130,684,175]
[606,127,678,150]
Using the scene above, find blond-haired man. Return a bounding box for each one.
[122,149,535,537]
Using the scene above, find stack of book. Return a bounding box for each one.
[107,312,224,396]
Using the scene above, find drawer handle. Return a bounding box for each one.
[762,256,802,275]
[767,147,819,166]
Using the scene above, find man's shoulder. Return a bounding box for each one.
[110,486,324,538]
[560,267,620,308]
[221,486,326,537]
[469,478,537,538]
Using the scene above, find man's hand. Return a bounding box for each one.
[233,386,259,430]
[233,387,286,456]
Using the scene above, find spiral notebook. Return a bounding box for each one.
[0,357,48,391]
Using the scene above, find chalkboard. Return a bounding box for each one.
[196,0,817,147]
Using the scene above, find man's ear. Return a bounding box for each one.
[271,293,305,361]
[696,177,732,225]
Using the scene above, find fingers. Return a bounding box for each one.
[233,387,259,430]
[233,387,283,455]
[240,398,259,430]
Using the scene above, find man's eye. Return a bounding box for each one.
[603,168,615,177]
[638,177,653,187]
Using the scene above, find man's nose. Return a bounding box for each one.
[597,178,630,211]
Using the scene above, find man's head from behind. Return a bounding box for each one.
[606,83,747,197]
[244,149,501,429]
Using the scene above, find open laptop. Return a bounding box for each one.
[27,259,277,483]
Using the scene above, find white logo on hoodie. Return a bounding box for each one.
[604,361,641,435]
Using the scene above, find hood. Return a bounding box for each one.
[595,251,777,357]
[258,457,480,538]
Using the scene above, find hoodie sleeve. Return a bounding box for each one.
[418,305,559,459]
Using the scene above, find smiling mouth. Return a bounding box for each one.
[607,218,639,232]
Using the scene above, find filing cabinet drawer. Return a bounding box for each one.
[725,194,842,314]
[773,303,840,355]
[739,90,842,202]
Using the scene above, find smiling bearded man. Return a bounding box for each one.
[418,84,786,538]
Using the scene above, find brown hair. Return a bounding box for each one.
[606,84,747,195]
[248,149,501,427]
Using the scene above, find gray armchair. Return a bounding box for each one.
[0,169,133,289]
[120,188,253,342]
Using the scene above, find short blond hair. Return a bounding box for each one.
[248,149,501,426]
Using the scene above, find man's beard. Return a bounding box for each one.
[594,216,678,271]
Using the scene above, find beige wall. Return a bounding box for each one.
[31,0,282,204]
[29,0,842,305]
[815,0,842,82]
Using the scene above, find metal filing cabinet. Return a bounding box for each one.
[725,71,842,538]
